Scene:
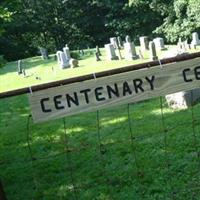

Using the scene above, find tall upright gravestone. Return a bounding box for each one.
[140,36,149,51]
[104,44,118,60]
[96,46,101,56]
[125,35,131,43]
[110,37,118,49]
[117,36,123,49]
[149,41,158,61]
[56,51,70,69]
[124,42,138,60]
[63,46,71,61]
[191,32,200,47]
[153,38,166,50]
[17,60,23,75]
[39,47,49,60]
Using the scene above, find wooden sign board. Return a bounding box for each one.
[29,58,200,123]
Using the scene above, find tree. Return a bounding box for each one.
[155,0,200,42]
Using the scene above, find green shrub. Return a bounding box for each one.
[70,51,81,60]
[0,55,7,68]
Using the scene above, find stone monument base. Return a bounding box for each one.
[165,88,200,109]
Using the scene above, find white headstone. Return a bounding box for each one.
[104,44,118,60]
[63,46,71,60]
[110,37,118,49]
[139,36,149,51]
[56,51,70,69]
[125,35,131,43]
[153,37,166,50]
[177,41,187,54]
[184,40,190,50]
[124,42,138,60]
[56,51,62,64]
[191,32,200,46]
[117,36,123,48]
[39,47,49,60]
[149,41,158,61]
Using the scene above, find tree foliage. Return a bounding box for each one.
[155,0,200,42]
[0,0,200,61]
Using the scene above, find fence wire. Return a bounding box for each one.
[0,95,200,200]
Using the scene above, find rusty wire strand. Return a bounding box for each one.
[63,118,78,200]
[159,97,174,200]
[26,114,39,198]
[96,110,112,197]
[127,103,144,199]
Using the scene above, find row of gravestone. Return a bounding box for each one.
[38,32,200,63]
[104,35,166,61]
[38,36,166,65]
[177,32,200,54]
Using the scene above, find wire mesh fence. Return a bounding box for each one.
[0,92,200,199]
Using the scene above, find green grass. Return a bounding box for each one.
[1,94,200,200]
[1,46,200,199]
[1,45,198,93]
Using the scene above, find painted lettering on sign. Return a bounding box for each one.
[39,76,155,114]
[182,66,200,82]
[29,58,200,123]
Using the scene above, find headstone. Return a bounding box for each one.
[17,60,23,75]
[191,32,200,47]
[56,51,62,65]
[138,49,144,59]
[96,46,101,56]
[56,51,70,69]
[22,69,26,77]
[153,37,166,50]
[81,49,84,56]
[69,59,79,68]
[117,36,123,49]
[39,47,49,60]
[124,42,138,60]
[177,41,187,54]
[104,44,118,60]
[116,48,123,60]
[182,41,187,52]
[166,89,200,109]
[95,52,101,61]
[149,41,158,61]
[125,35,131,43]
[63,46,71,60]
[110,37,119,49]
[140,36,149,51]
[177,41,183,53]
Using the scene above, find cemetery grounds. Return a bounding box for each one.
[1,46,200,199]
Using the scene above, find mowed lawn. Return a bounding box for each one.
[1,47,200,199]
[0,45,192,93]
